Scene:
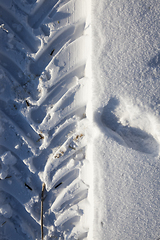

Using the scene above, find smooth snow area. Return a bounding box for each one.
[91,0,160,239]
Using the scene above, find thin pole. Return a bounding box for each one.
[41,183,45,240]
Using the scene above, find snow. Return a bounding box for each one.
[0,0,160,239]
[0,152,17,179]
[0,204,12,218]
[91,0,160,239]
[1,151,17,166]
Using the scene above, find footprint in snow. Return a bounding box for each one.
[101,97,159,155]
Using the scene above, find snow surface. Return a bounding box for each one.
[0,0,91,239]
[0,152,17,179]
[0,0,160,239]
[91,0,160,239]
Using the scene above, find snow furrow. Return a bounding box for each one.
[0,5,40,53]
[49,0,71,19]
[0,52,29,86]
[56,189,88,213]
[28,0,71,29]
[0,100,40,148]
[48,106,86,137]
[31,74,79,124]
[30,64,85,123]
[0,190,41,239]
[29,21,85,76]
[32,121,77,171]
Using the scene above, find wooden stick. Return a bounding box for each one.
[41,183,45,240]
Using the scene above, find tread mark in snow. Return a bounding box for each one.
[0,52,29,86]
[29,22,85,76]
[32,122,77,171]
[0,100,40,148]
[0,0,90,239]
[28,0,71,29]
[0,5,40,53]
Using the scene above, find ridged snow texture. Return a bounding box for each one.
[0,0,90,239]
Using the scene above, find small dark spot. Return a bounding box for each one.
[50,49,55,56]
[5,176,11,179]
[55,182,62,189]
[69,145,76,150]
[25,100,30,107]
[14,104,17,110]
[0,175,11,180]
[39,133,44,139]
[37,133,44,142]
[55,151,64,159]
[25,183,32,191]
[74,134,84,141]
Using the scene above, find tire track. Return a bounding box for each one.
[28,0,71,29]
[0,190,41,239]
[29,21,85,76]
[0,4,40,53]
[32,121,77,171]
[49,0,71,19]
[0,0,91,239]
[0,100,40,148]
[0,145,41,193]
[0,52,39,100]
[0,145,43,239]
[48,106,86,137]
[0,52,29,86]
[31,64,85,123]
